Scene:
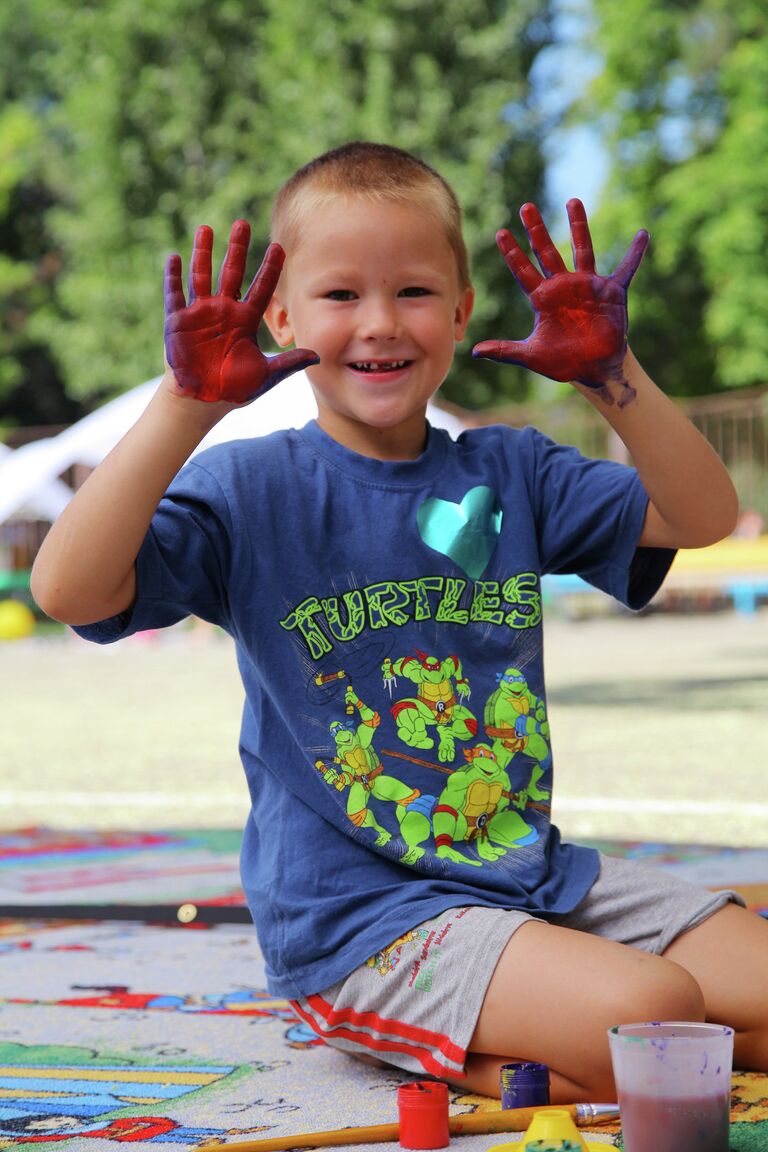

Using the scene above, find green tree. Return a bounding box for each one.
[582,0,768,395]
[1,0,557,420]
[0,1,85,427]
[254,0,554,408]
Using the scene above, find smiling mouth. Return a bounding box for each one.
[348,360,411,373]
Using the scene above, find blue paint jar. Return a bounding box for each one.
[500,1061,551,1109]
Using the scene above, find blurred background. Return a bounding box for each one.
[1,0,766,843]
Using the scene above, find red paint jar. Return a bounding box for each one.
[397,1081,450,1149]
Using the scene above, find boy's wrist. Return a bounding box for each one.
[157,369,238,437]
[571,347,647,410]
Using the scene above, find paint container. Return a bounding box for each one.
[519,1109,591,1152]
[489,1108,605,1152]
[608,1021,733,1152]
[397,1081,450,1149]
[500,1061,550,1109]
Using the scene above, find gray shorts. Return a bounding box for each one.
[291,853,743,1079]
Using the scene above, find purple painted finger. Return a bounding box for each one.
[261,347,321,393]
[471,339,530,367]
[612,229,650,288]
[496,229,542,296]
[188,225,213,303]
[164,254,186,318]
[520,202,567,277]
[243,242,286,318]
[216,219,251,299]
[566,199,596,273]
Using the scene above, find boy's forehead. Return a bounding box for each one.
[300,192,434,229]
[288,194,453,260]
[275,186,470,289]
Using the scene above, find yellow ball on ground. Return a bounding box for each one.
[0,599,36,640]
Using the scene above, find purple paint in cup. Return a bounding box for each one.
[608,1021,733,1152]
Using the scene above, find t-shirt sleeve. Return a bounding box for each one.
[519,425,676,610]
[72,458,236,644]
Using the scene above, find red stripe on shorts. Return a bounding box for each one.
[290,998,466,1080]
[307,993,466,1063]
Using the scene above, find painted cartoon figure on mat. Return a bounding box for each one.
[432,743,538,867]
[317,685,430,860]
[383,651,477,764]
[484,666,551,809]
[0,1045,238,1145]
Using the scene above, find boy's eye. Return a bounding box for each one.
[326,289,357,301]
[398,287,431,298]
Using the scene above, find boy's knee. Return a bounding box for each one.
[615,955,705,1026]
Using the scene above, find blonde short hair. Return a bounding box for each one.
[270,141,472,291]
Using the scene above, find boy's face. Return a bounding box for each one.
[265,196,474,458]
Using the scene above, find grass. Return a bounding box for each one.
[2,609,767,844]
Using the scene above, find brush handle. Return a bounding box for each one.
[227,1123,399,1151]
[226,1105,580,1151]
[451,1106,577,1135]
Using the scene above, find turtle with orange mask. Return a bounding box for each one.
[432,743,538,868]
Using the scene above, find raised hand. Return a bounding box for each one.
[164,220,318,404]
[473,199,648,405]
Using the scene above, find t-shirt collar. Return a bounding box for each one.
[298,419,450,486]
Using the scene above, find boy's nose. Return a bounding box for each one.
[358,297,401,340]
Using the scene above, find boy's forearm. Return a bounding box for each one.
[32,220,316,627]
[31,383,225,626]
[575,350,739,549]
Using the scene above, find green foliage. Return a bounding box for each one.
[0,0,557,416]
[0,91,69,415]
[0,105,40,218]
[584,0,768,395]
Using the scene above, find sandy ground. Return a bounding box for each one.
[2,608,766,845]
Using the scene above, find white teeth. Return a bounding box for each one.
[351,360,408,372]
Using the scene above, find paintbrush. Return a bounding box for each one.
[226,1103,619,1151]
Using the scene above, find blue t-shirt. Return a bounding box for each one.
[75,420,675,997]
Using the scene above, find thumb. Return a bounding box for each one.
[472,340,531,367]
[261,347,320,393]
[612,229,650,289]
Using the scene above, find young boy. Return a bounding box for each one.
[31,142,768,1102]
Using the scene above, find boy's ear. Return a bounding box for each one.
[454,287,475,341]
[264,294,295,348]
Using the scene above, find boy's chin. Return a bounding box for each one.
[311,389,432,426]
[315,403,431,456]
[350,404,431,432]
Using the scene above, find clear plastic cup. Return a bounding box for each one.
[608,1021,734,1152]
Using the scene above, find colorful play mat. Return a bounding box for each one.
[2,828,767,1150]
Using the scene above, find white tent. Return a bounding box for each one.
[0,374,467,527]
[0,442,75,522]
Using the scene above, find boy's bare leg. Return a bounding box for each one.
[663,901,768,1071]
[459,921,705,1101]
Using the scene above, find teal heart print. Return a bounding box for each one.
[417,486,503,579]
